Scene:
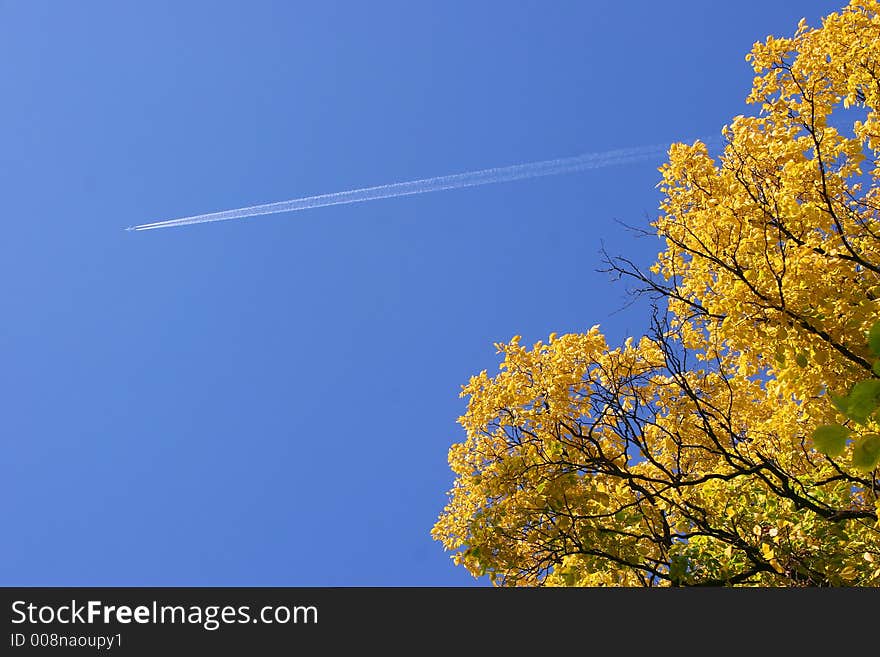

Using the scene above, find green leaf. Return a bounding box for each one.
[795,352,808,368]
[669,555,689,584]
[852,434,880,472]
[873,360,880,377]
[811,424,850,457]
[868,321,880,357]
[831,394,850,416]
[840,380,880,424]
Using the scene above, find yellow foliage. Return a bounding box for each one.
[433,0,880,586]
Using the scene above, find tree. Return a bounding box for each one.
[432,0,880,586]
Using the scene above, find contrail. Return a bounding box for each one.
[127,141,692,232]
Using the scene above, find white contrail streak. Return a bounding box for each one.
[127,142,679,232]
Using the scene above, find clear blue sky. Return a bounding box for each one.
[1,0,844,586]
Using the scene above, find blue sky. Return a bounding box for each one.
[1,0,845,586]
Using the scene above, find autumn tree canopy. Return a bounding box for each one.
[433,0,880,586]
